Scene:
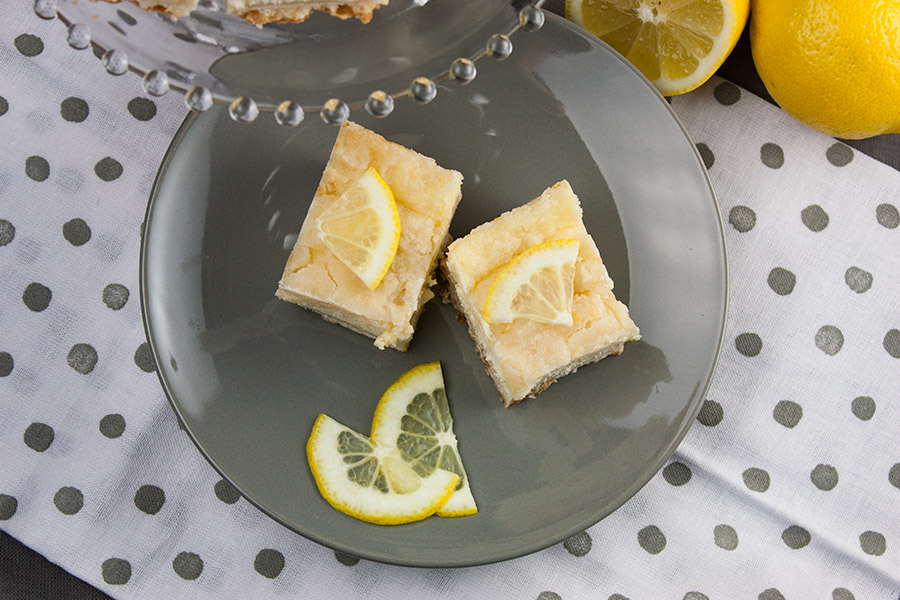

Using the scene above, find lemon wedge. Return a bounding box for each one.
[315,166,401,290]
[565,0,750,96]
[371,362,477,518]
[307,414,459,525]
[484,239,580,326]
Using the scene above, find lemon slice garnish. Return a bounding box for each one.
[307,414,459,525]
[483,239,580,326]
[315,167,401,290]
[565,0,750,96]
[371,362,477,518]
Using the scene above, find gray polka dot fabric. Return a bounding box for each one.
[0,5,897,599]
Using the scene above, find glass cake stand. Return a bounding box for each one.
[34,0,546,125]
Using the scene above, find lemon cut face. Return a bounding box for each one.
[315,166,401,290]
[307,414,459,525]
[372,362,477,518]
[566,0,750,96]
[484,239,580,326]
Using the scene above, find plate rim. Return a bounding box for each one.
[139,11,729,568]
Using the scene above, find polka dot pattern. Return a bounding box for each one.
[742,468,770,492]
[713,524,738,550]
[334,551,360,566]
[172,552,203,580]
[99,414,126,438]
[696,143,715,170]
[94,157,123,182]
[735,333,762,357]
[214,479,240,504]
[850,396,875,421]
[728,206,756,232]
[888,464,900,489]
[24,422,54,452]
[815,325,844,355]
[810,464,839,491]
[0,352,16,377]
[22,282,52,312]
[1,28,898,598]
[875,203,899,229]
[859,531,886,556]
[781,525,811,549]
[14,33,44,57]
[25,155,50,182]
[102,284,130,310]
[883,329,900,358]
[696,400,723,426]
[0,494,18,520]
[713,81,740,106]
[773,400,802,428]
[254,549,285,578]
[760,143,784,169]
[0,219,15,245]
[101,558,131,585]
[54,486,84,515]
[663,462,692,486]
[127,97,157,121]
[67,343,97,374]
[134,485,165,515]
[801,205,829,232]
[563,531,592,557]
[134,342,156,373]
[0,352,13,377]
[60,97,89,123]
[844,267,872,293]
[637,525,666,554]
[767,267,796,295]
[62,218,91,246]
[826,143,853,167]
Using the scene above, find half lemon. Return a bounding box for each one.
[566,0,750,96]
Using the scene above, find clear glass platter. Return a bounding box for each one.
[140,12,727,567]
[38,0,545,123]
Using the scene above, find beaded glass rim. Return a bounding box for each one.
[34,0,546,126]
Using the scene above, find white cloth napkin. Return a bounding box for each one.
[2,5,898,599]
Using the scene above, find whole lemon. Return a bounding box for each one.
[750,0,900,139]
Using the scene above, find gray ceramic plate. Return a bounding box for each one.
[141,13,727,567]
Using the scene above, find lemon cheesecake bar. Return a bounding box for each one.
[442,181,640,406]
[109,0,198,18]
[277,122,463,351]
[226,0,389,24]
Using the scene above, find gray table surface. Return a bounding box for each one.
[1,3,897,600]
